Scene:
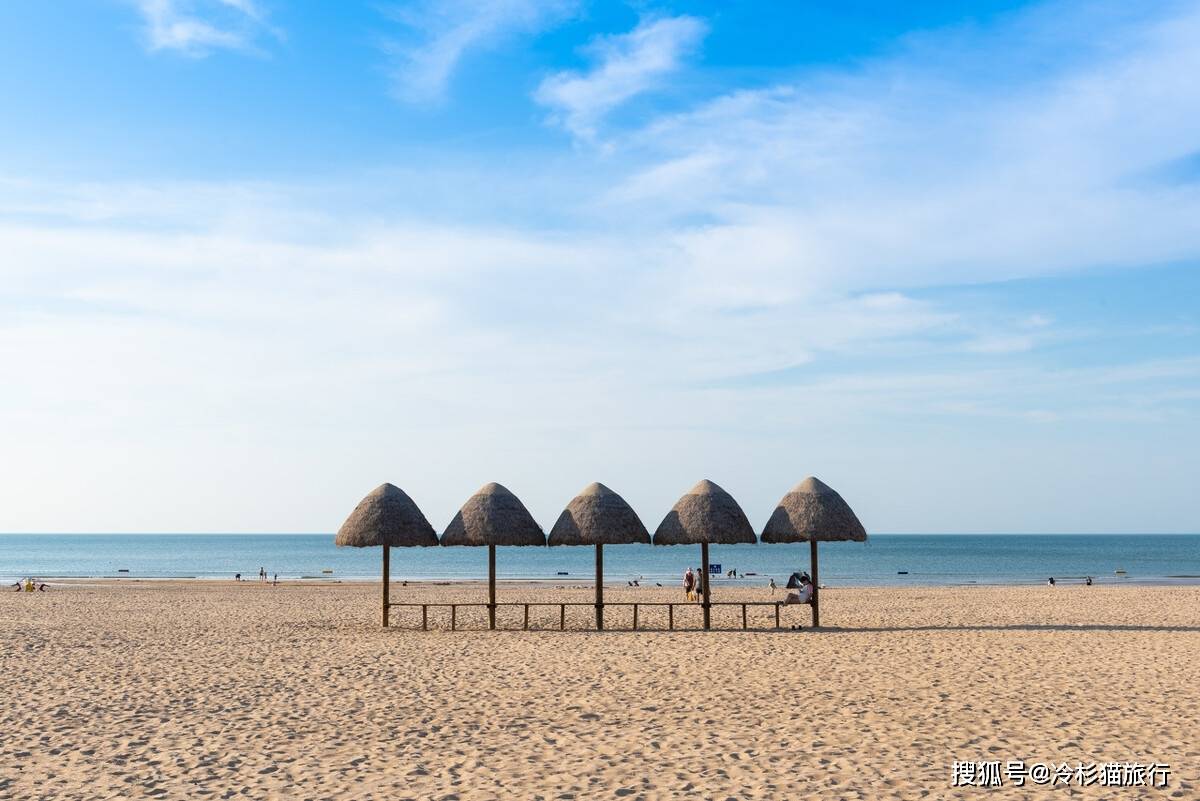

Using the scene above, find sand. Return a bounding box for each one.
[2,581,1197,800]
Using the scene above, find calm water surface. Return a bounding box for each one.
[2,534,1198,586]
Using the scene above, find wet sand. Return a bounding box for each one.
[2,582,1197,799]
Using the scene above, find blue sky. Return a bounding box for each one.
[1,0,1198,533]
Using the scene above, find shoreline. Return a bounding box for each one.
[11,574,1200,588]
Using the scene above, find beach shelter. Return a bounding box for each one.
[335,483,439,627]
[548,482,651,630]
[761,477,867,627]
[441,482,545,630]
[653,479,756,629]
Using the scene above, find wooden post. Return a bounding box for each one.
[560,604,565,630]
[381,545,390,628]
[701,542,711,630]
[523,604,529,630]
[632,603,638,630]
[810,539,820,628]
[421,605,427,631]
[451,604,456,631]
[774,603,780,629]
[668,604,674,630]
[595,543,604,631]
[488,544,497,631]
[742,603,747,630]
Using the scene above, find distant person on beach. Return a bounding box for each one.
[787,577,813,605]
[235,573,241,582]
[259,567,266,583]
[273,574,278,585]
[11,580,21,592]
[683,568,695,601]
[1047,577,1056,586]
[1085,576,1093,586]
[768,578,777,594]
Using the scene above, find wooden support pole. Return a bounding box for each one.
[701,542,711,630]
[775,603,780,629]
[523,604,529,630]
[595,543,604,631]
[810,539,820,628]
[742,603,747,630]
[421,605,427,631]
[451,604,456,631]
[381,545,390,628]
[632,603,638,630]
[668,604,674,630]
[560,604,565,630]
[488,544,497,631]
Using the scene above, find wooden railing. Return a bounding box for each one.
[386,600,806,631]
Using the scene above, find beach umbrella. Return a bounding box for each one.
[441,482,545,630]
[548,482,650,630]
[335,483,439,627]
[653,479,756,629]
[785,571,808,589]
[761,476,867,627]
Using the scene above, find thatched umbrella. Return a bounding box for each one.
[549,482,650,630]
[335,483,438,627]
[441,482,545,630]
[653,479,756,629]
[761,476,867,627]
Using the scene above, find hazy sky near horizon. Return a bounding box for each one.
[1,0,1198,534]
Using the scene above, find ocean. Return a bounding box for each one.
[1,533,1198,586]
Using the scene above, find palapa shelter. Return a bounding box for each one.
[653,479,756,629]
[441,482,545,629]
[548,482,650,630]
[335,483,439,627]
[761,476,867,626]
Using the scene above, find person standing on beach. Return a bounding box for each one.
[259,567,266,583]
[683,567,695,601]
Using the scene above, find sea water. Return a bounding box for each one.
[1,534,1198,586]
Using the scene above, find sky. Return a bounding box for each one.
[1,0,1198,534]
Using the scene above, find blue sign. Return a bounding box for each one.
[709,563,721,574]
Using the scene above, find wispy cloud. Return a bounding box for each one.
[134,0,277,56]
[596,1,1200,309]
[534,15,707,141]
[7,1,1200,531]
[383,0,578,103]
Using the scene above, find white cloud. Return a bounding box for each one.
[592,2,1200,308]
[134,0,276,56]
[383,0,577,103]
[6,2,1200,531]
[534,15,707,141]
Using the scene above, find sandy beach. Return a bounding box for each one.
[2,582,1197,800]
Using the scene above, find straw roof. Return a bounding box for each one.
[653,479,757,545]
[334,483,438,548]
[441,482,546,546]
[761,476,867,543]
[548,482,651,546]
